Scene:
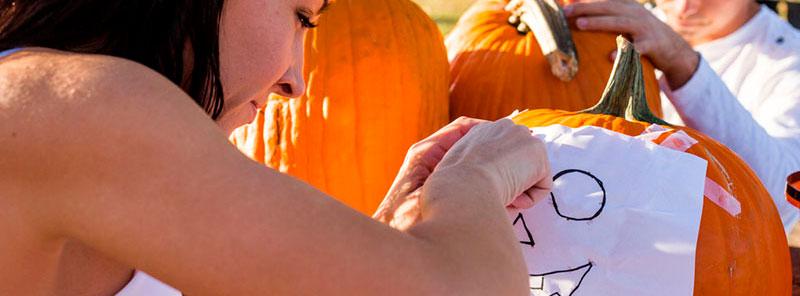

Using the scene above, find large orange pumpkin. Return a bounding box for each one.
[513,37,791,295]
[446,0,662,120]
[230,0,450,215]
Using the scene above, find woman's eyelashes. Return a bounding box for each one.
[296,10,318,29]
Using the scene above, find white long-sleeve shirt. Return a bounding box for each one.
[660,6,800,234]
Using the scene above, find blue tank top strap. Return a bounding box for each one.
[0,48,22,58]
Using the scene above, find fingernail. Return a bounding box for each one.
[576,18,588,29]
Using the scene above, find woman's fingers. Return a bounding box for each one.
[509,193,536,210]
[421,116,486,149]
[408,117,486,167]
[528,175,555,203]
[387,191,423,231]
[377,117,488,222]
[508,182,554,210]
[509,163,554,210]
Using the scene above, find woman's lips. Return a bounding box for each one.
[247,100,260,122]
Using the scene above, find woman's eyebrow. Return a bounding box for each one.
[317,0,330,15]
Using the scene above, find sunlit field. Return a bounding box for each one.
[411,0,475,35]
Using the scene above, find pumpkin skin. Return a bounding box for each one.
[446,0,663,120]
[230,0,450,215]
[512,110,793,295]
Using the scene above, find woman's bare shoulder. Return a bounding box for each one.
[0,49,244,242]
[0,49,224,200]
[0,49,192,119]
[0,50,216,153]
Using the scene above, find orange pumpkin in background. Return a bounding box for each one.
[513,37,791,295]
[230,0,450,215]
[446,0,663,121]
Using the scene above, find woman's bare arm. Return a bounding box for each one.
[1,52,537,295]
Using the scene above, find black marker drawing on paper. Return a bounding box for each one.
[513,213,535,247]
[515,169,606,295]
[550,169,606,221]
[529,262,593,296]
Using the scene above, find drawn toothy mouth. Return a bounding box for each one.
[529,262,593,296]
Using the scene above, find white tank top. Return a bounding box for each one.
[114,271,181,296]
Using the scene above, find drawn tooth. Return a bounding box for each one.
[529,262,593,296]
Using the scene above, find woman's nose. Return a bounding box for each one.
[273,64,306,98]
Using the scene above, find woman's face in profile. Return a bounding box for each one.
[215,0,326,133]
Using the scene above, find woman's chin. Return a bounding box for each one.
[216,106,257,136]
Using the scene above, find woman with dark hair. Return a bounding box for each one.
[0,0,552,295]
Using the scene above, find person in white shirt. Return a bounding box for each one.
[564,0,800,234]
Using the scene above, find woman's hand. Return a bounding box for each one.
[373,117,485,229]
[563,0,700,89]
[374,118,553,230]
[431,119,553,210]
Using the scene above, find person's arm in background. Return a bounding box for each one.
[659,59,800,232]
[563,0,800,232]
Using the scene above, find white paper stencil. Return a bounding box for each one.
[514,125,707,296]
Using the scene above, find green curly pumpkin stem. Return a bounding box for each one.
[582,36,669,126]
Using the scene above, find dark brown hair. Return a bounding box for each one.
[0,0,226,119]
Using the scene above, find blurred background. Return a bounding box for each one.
[759,0,800,28]
[411,0,800,35]
[409,0,472,35]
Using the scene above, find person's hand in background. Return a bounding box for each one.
[563,0,700,89]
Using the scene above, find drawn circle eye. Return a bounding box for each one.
[550,169,606,221]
